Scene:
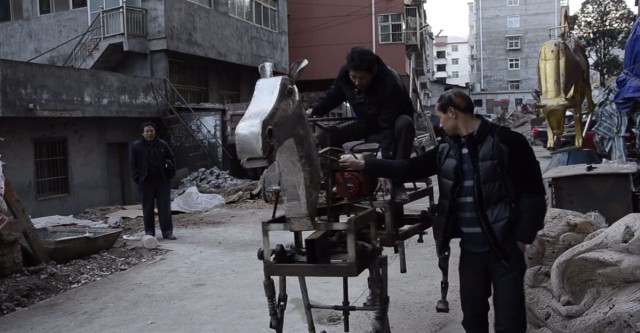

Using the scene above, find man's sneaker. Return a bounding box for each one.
[163,234,177,240]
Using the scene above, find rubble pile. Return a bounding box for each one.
[496,110,533,128]
[173,167,258,199]
[0,244,166,315]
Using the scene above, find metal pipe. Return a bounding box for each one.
[372,0,376,52]
[298,276,316,333]
[342,277,350,332]
[479,0,484,90]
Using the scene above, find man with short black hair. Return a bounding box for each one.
[307,47,416,203]
[341,89,546,333]
[130,122,177,240]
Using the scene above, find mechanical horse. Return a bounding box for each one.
[234,60,435,332]
[534,8,595,150]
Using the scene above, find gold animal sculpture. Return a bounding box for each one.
[533,8,595,150]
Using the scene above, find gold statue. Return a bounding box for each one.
[533,8,595,150]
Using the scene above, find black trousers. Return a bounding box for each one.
[318,114,415,160]
[139,179,173,237]
[458,246,527,333]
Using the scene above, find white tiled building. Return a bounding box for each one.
[433,36,470,87]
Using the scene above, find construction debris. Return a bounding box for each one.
[172,167,258,199]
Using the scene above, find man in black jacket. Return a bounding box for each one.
[341,90,546,333]
[130,122,177,240]
[307,47,415,202]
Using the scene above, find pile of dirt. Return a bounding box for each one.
[0,200,272,317]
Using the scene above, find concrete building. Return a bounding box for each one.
[0,0,290,217]
[433,36,470,88]
[288,0,433,113]
[468,0,565,115]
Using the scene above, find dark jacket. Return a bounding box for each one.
[364,117,546,261]
[310,58,415,129]
[130,138,176,184]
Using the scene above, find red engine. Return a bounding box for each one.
[334,171,371,201]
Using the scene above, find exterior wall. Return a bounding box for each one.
[0,118,144,218]
[469,0,562,111]
[0,1,288,73]
[0,8,87,64]
[433,36,470,87]
[288,0,413,82]
[0,59,169,117]
[162,0,289,73]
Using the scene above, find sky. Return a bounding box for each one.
[425,0,638,39]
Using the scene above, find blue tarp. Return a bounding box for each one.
[615,17,640,113]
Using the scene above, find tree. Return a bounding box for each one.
[573,0,636,86]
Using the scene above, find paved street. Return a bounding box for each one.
[0,144,552,333]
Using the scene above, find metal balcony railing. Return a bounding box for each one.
[64,3,147,68]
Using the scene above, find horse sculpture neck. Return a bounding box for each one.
[270,99,321,231]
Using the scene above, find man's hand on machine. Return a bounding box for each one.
[339,158,365,170]
[305,108,314,117]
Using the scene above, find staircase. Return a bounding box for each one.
[152,80,232,172]
[64,4,147,70]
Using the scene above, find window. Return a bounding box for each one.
[515,98,523,106]
[229,0,278,31]
[507,36,521,49]
[508,58,520,70]
[34,138,70,199]
[38,0,86,15]
[0,0,24,22]
[473,99,483,107]
[378,13,403,43]
[507,15,520,28]
[508,80,521,90]
[452,58,459,65]
[507,0,519,5]
[169,59,209,103]
[188,0,211,7]
[451,45,459,52]
[451,71,459,78]
[436,50,446,59]
[436,64,447,72]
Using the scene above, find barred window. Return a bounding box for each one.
[169,59,209,104]
[229,0,277,31]
[379,13,404,43]
[34,138,70,199]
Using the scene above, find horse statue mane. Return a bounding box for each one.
[235,60,321,231]
[525,210,640,332]
[534,8,595,150]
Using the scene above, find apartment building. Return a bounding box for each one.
[288,0,433,112]
[0,0,289,217]
[433,35,470,87]
[468,0,565,114]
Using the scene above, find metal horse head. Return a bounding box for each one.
[235,60,320,231]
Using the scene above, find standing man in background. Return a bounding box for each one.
[306,47,416,203]
[130,122,177,240]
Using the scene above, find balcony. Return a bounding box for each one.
[404,6,420,46]
[65,4,148,69]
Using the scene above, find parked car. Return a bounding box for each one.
[532,112,597,150]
